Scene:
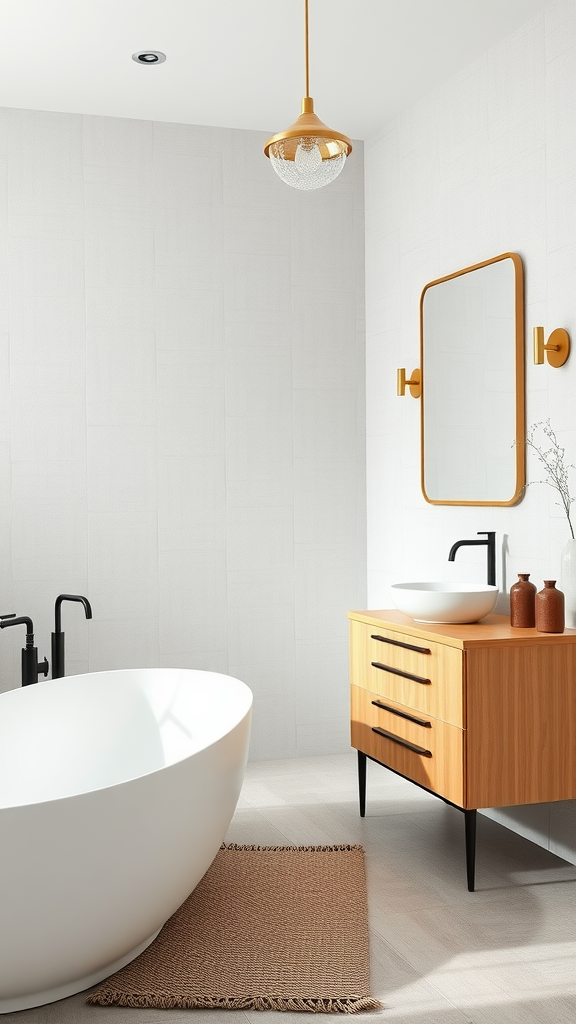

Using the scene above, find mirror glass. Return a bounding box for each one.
[420,252,525,505]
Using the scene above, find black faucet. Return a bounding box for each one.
[0,614,49,685]
[52,594,92,679]
[448,531,496,587]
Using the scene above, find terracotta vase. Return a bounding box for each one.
[535,580,565,633]
[510,573,536,628]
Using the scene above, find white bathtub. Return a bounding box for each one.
[0,667,252,1013]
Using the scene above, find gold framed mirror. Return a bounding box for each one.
[420,252,525,506]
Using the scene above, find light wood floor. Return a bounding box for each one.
[8,752,576,1023]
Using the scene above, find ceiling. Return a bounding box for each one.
[0,0,551,141]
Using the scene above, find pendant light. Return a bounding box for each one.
[264,0,352,191]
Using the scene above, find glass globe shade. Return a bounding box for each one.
[269,135,347,191]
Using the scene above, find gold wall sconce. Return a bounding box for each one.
[397,367,421,399]
[533,326,571,367]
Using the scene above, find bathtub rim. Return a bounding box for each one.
[0,666,253,813]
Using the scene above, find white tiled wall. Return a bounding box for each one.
[0,108,366,760]
[365,0,576,861]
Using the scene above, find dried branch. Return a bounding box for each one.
[525,420,575,539]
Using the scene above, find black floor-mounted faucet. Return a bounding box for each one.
[52,594,92,679]
[0,613,49,685]
[448,531,496,587]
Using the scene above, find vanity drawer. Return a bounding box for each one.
[349,618,464,727]
[350,684,464,806]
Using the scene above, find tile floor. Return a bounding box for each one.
[7,752,576,1023]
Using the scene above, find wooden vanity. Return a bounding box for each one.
[348,609,576,890]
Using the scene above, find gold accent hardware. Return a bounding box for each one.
[264,98,353,158]
[420,252,525,508]
[397,368,421,399]
[533,326,570,367]
[263,0,352,180]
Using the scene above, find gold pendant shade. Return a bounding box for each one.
[264,3,352,190]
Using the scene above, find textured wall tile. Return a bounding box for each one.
[9,295,85,389]
[291,298,360,390]
[294,560,363,642]
[155,203,222,267]
[224,204,291,256]
[88,616,159,672]
[87,427,157,512]
[86,386,157,428]
[226,435,294,508]
[248,696,297,761]
[10,388,86,463]
[224,253,291,318]
[488,19,545,140]
[155,288,224,351]
[0,334,9,425]
[222,128,289,209]
[547,173,576,252]
[158,455,226,554]
[11,459,86,506]
[6,109,83,205]
[0,274,7,333]
[9,236,85,299]
[294,456,359,547]
[84,163,153,210]
[294,640,350,724]
[546,0,576,62]
[88,577,158,624]
[546,44,576,177]
[9,200,84,242]
[86,327,156,392]
[158,547,227,654]
[227,568,295,698]
[157,386,226,458]
[293,389,358,459]
[296,719,350,757]
[11,502,87,583]
[227,506,294,572]
[84,210,154,292]
[154,143,222,209]
[83,115,154,168]
[225,342,292,424]
[160,650,229,674]
[88,510,158,582]
[2,108,365,762]
[85,285,154,330]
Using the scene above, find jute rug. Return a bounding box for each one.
[87,843,381,1014]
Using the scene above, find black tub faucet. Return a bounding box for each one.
[52,594,92,679]
[0,614,49,685]
[448,531,496,587]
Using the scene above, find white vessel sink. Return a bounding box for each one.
[391,582,499,624]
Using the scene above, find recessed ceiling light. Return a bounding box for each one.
[132,51,166,64]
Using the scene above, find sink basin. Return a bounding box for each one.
[391,582,499,624]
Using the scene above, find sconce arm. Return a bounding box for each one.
[397,367,421,399]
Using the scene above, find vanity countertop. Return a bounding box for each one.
[347,609,576,650]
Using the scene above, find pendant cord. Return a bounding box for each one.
[304,0,310,97]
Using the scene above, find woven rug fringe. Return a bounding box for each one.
[87,991,383,1013]
[220,843,364,853]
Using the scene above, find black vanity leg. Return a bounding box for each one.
[464,809,477,892]
[358,751,367,817]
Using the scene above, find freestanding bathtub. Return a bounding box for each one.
[0,667,252,1013]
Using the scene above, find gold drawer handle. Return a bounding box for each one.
[371,634,431,655]
[372,726,432,758]
[371,661,431,685]
[371,699,431,728]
